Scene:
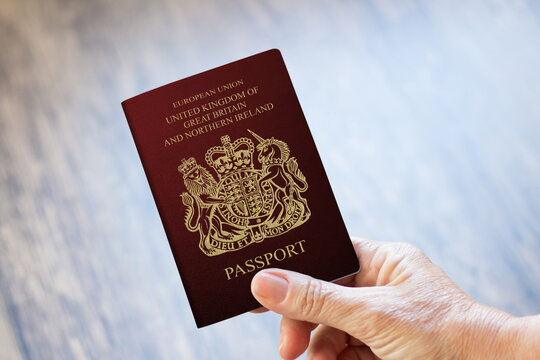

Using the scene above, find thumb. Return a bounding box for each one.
[251,268,366,332]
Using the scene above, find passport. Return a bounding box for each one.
[122,49,360,327]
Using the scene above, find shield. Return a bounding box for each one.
[218,169,267,218]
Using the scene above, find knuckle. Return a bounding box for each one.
[395,242,430,265]
[297,279,326,319]
[395,242,417,252]
[395,242,422,257]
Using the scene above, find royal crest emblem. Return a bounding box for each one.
[178,130,311,256]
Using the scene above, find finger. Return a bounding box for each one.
[307,325,348,360]
[251,268,370,334]
[333,272,357,287]
[350,237,429,287]
[349,236,385,287]
[348,337,366,347]
[279,317,317,360]
[338,346,381,360]
[249,306,269,313]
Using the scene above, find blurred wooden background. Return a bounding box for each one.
[1,0,540,359]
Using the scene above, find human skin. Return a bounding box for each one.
[250,237,540,359]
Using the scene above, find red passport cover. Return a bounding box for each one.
[122,49,359,327]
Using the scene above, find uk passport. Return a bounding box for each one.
[121,49,359,327]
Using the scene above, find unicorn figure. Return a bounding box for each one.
[248,129,310,223]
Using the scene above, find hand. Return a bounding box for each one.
[251,237,528,360]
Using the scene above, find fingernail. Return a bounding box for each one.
[253,271,289,303]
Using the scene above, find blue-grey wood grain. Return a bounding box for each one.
[1,1,539,359]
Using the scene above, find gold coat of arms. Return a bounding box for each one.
[178,130,311,256]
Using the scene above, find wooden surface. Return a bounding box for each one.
[1,1,540,359]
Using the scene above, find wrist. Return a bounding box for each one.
[446,302,518,360]
[505,315,540,359]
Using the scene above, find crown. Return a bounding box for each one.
[178,157,198,177]
[205,135,254,177]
